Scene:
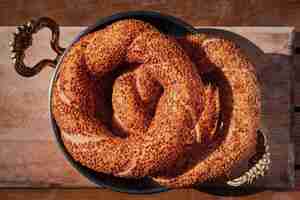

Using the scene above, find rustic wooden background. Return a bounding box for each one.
[1,0,300,199]
[1,0,300,29]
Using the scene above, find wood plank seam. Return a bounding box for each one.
[294,31,300,111]
[293,31,300,170]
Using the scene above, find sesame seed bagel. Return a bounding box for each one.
[52,19,212,178]
[51,19,260,188]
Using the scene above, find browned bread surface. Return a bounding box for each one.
[52,19,260,188]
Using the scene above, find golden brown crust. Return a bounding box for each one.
[52,19,206,178]
[193,84,220,144]
[52,19,260,188]
[152,35,260,188]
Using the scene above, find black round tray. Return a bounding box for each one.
[49,10,198,194]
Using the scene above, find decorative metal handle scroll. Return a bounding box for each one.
[227,129,271,187]
[9,17,65,77]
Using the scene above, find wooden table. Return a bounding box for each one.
[2,1,300,198]
[1,0,300,29]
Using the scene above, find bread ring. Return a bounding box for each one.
[52,20,213,178]
[152,35,260,187]
[51,20,260,188]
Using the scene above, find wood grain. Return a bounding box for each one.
[0,1,299,198]
[1,0,300,31]
[294,54,300,105]
[294,55,300,165]
[0,26,294,189]
[0,27,92,188]
[1,189,300,200]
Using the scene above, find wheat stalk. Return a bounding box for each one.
[227,130,271,187]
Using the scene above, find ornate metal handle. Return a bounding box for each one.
[227,129,271,187]
[9,17,65,77]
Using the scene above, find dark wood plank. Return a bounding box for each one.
[296,170,300,190]
[1,0,300,31]
[294,55,300,106]
[0,141,93,187]
[292,42,299,169]
[0,189,209,200]
[294,54,300,165]
[1,189,300,200]
[293,113,300,166]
